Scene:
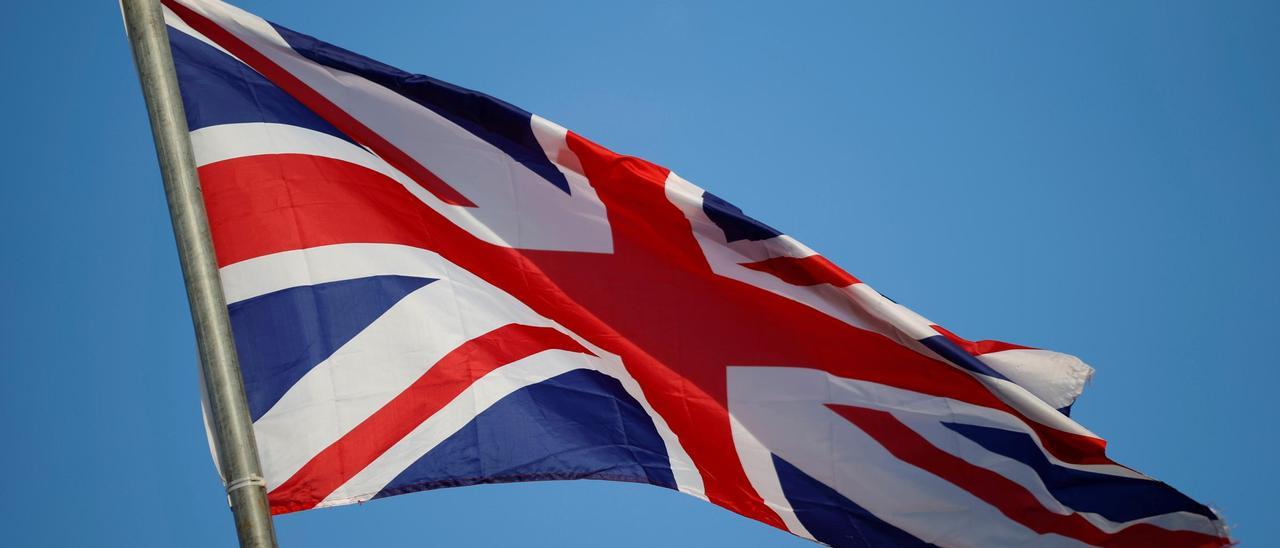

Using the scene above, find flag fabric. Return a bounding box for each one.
[160,1,1229,545]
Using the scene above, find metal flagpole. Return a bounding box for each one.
[121,0,279,546]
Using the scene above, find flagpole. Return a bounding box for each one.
[121,1,279,546]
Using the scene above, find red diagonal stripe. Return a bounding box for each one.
[931,324,1031,356]
[161,0,476,207]
[739,255,859,287]
[268,324,594,514]
[827,404,1226,547]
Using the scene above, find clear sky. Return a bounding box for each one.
[2,1,1276,546]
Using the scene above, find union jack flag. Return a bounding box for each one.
[161,1,1229,545]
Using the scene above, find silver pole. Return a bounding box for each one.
[121,1,279,546]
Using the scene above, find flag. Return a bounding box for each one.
[161,1,1228,545]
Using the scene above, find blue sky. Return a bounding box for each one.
[2,1,1276,546]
